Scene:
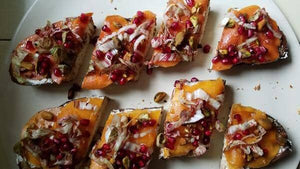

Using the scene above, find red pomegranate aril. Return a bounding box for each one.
[95,50,105,60]
[163,46,172,53]
[186,0,195,7]
[192,140,199,147]
[131,53,141,63]
[239,15,246,23]
[140,144,148,153]
[61,137,68,143]
[263,148,269,156]
[203,44,211,53]
[165,142,175,150]
[200,120,208,128]
[142,155,149,161]
[95,149,106,157]
[70,148,77,154]
[233,133,242,140]
[242,129,250,135]
[102,25,111,33]
[204,130,212,136]
[116,159,122,166]
[138,160,145,167]
[259,46,268,55]
[35,29,41,35]
[133,17,141,25]
[233,114,242,122]
[110,73,119,82]
[80,13,89,23]
[102,143,110,151]
[192,128,200,135]
[56,153,64,160]
[191,77,199,82]
[129,125,138,134]
[117,150,125,158]
[212,56,221,64]
[203,136,210,144]
[25,41,35,51]
[64,42,72,48]
[228,51,237,57]
[82,130,90,137]
[221,58,230,64]
[258,55,265,63]
[129,152,136,160]
[126,28,135,34]
[132,164,138,169]
[80,119,90,126]
[170,21,180,30]
[186,20,193,28]
[167,137,176,144]
[53,138,60,144]
[137,11,144,19]
[232,57,239,64]
[247,29,254,38]
[227,45,236,53]
[238,26,246,35]
[265,30,274,39]
[148,119,156,126]
[146,67,153,75]
[62,143,71,150]
[54,68,62,77]
[119,77,127,85]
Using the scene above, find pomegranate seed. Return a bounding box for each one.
[132,164,138,169]
[170,21,180,30]
[263,148,269,156]
[80,119,90,126]
[53,32,62,40]
[146,67,153,75]
[62,143,70,150]
[192,128,200,135]
[186,20,193,28]
[233,114,242,122]
[251,22,257,29]
[228,51,237,57]
[192,140,199,147]
[140,144,148,153]
[95,149,106,157]
[258,56,265,63]
[265,30,274,39]
[148,119,156,126]
[117,150,125,158]
[96,50,105,60]
[259,46,268,55]
[237,25,246,35]
[247,29,254,38]
[137,11,144,19]
[80,13,89,23]
[200,120,208,128]
[205,130,212,136]
[239,15,246,23]
[61,137,67,143]
[203,136,210,144]
[35,29,41,35]
[227,45,236,53]
[129,125,138,134]
[63,42,72,48]
[53,138,60,144]
[70,148,77,154]
[163,46,172,53]
[126,28,135,34]
[165,142,175,150]
[102,25,111,32]
[102,143,110,151]
[25,41,35,51]
[110,73,119,82]
[44,138,52,145]
[185,0,195,7]
[232,57,239,64]
[221,58,230,64]
[133,17,141,25]
[116,159,122,166]
[56,153,64,160]
[119,77,127,85]
[174,80,180,87]
[167,137,176,144]
[138,160,145,167]
[212,56,221,63]
[203,44,211,53]
[82,130,90,137]
[142,154,149,161]
[233,133,242,140]
[131,53,141,63]
[242,129,250,135]
[191,77,199,82]
[54,68,62,77]
[129,152,136,160]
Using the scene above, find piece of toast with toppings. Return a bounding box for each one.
[211,5,288,71]
[149,0,210,68]
[13,97,108,169]
[10,13,96,85]
[220,104,292,169]
[89,107,162,169]
[82,11,156,89]
[158,78,225,159]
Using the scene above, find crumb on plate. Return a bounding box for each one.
[254,84,261,91]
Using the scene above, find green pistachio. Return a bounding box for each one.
[225,18,236,28]
[240,48,251,58]
[249,11,261,22]
[62,31,68,44]
[108,127,118,143]
[257,19,267,31]
[113,22,122,29]
[219,49,228,56]
[190,15,199,27]
[175,32,185,47]
[203,109,211,117]
[122,156,130,169]
[191,3,202,14]
[20,62,34,70]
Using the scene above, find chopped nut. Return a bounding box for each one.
[289,84,293,88]
[112,36,121,48]
[122,156,130,169]
[191,3,201,14]
[154,92,167,103]
[188,36,197,49]
[219,49,228,56]
[175,32,185,46]
[190,15,199,27]
[297,108,300,115]
[249,11,261,22]
[254,84,261,91]
[225,18,235,28]
[240,48,251,58]
[113,21,122,29]
[257,19,267,31]
[40,111,54,121]
[20,62,34,70]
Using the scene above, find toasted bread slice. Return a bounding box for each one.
[220,104,292,169]
[149,0,210,68]
[159,78,225,159]
[10,13,96,85]
[13,97,108,168]
[211,6,288,71]
[89,107,162,169]
[82,11,156,89]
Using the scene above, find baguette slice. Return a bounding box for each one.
[211,5,288,71]
[82,11,156,89]
[220,104,292,169]
[159,78,225,159]
[10,13,96,85]
[13,97,108,169]
[149,0,210,68]
[89,107,162,169]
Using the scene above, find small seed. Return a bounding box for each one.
[154,92,167,103]
[40,111,54,121]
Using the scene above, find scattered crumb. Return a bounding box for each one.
[281,88,283,90]
[164,100,167,103]
[254,84,261,91]
[114,7,117,10]
[297,109,300,115]
[290,84,293,88]
[276,81,279,84]
[110,0,113,3]
[275,97,277,100]
[236,88,240,90]
[142,99,144,102]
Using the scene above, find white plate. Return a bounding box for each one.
[0,0,299,168]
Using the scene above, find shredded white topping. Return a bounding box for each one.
[228,119,257,134]
[134,34,146,52]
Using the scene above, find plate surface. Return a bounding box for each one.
[0,0,299,168]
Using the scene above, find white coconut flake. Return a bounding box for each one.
[129,21,149,42]
[228,119,257,134]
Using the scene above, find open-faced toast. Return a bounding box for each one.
[220,104,292,169]
[13,97,108,169]
[149,0,210,68]
[82,11,156,89]
[10,13,96,85]
[211,5,288,71]
[89,107,162,169]
[158,78,225,159]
